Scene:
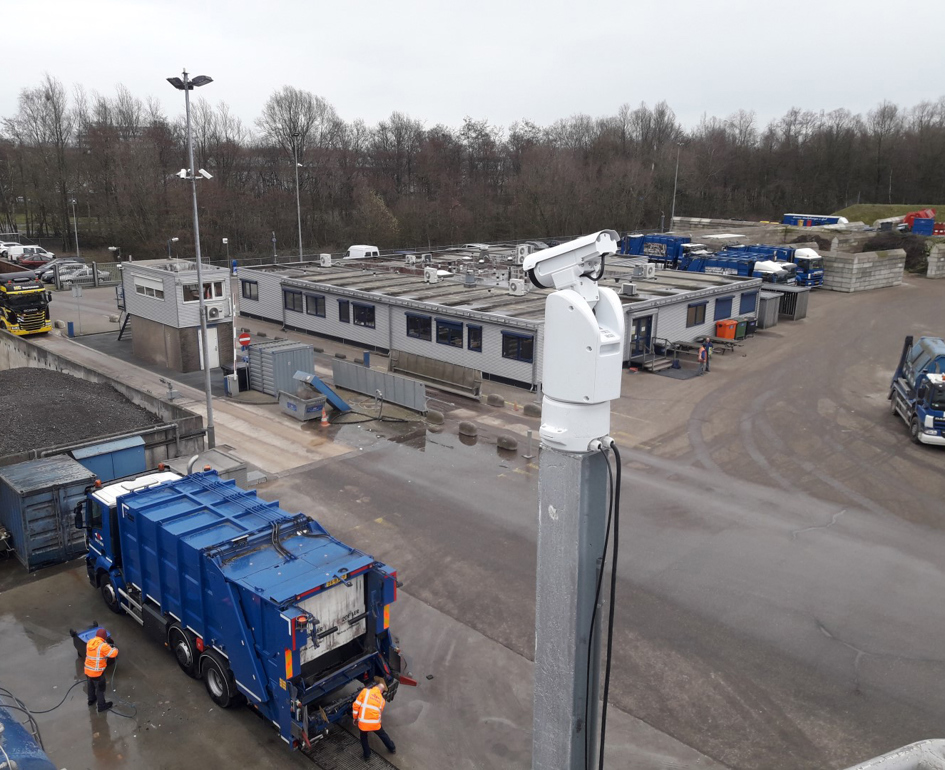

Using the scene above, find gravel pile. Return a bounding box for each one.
[0,368,163,457]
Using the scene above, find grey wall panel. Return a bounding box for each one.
[123,267,180,327]
[332,360,427,412]
[282,289,389,349]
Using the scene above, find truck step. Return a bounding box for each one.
[302,726,398,768]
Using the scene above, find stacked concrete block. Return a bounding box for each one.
[927,244,945,279]
[821,249,906,292]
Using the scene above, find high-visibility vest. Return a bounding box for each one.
[352,686,385,731]
[84,637,118,678]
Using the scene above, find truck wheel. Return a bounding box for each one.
[910,417,921,444]
[890,396,898,416]
[201,651,243,709]
[168,624,200,679]
[100,574,124,615]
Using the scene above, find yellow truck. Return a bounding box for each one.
[0,260,52,335]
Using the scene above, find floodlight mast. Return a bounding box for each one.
[523,230,624,453]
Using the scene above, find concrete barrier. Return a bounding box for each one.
[927,244,945,279]
[822,249,906,292]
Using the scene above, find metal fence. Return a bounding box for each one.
[332,359,427,413]
[53,261,121,289]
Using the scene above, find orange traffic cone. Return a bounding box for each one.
[320,407,330,428]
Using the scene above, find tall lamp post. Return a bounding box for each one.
[669,141,683,232]
[167,69,216,449]
[70,198,80,258]
[292,132,303,260]
[167,237,179,258]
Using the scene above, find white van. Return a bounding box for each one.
[1,244,55,263]
[344,245,380,260]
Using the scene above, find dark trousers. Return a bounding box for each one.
[359,727,395,759]
[87,675,107,709]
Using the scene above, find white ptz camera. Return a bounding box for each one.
[523,230,624,453]
[177,169,188,179]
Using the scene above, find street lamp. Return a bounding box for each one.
[669,141,683,232]
[168,68,216,449]
[167,237,179,258]
[70,198,80,258]
[292,132,303,260]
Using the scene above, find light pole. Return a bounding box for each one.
[70,198,80,258]
[167,68,216,449]
[292,132,303,260]
[167,237,179,258]
[670,141,683,232]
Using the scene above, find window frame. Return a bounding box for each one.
[183,281,225,303]
[686,301,707,328]
[338,299,350,323]
[467,324,482,352]
[406,313,432,341]
[501,331,534,363]
[352,302,375,328]
[713,296,733,321]
[739,292,758,314]
[241,280,259,301]
[436,318,464,348]
[283,289,303,313]
[305,293,326,317]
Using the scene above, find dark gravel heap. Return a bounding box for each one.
[0,368,163,457]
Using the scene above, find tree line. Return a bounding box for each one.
[1,74,943,259]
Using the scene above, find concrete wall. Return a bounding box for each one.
[0,334,204,466]
[927,244,945,279]
[821,249,906,292]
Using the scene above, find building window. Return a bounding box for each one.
[241,280,259,301]
[467,324,482,352]
[305,294,325,317]
[338,299,350,323]
[714,296,733,321]
[183,281,224,302]
[134,277,164,300]
[739,292,758,314]
[352,303,375,328]
[406,313,432,340]
[686,301,707,327]
[283,290,303,313]
[437,319,463,348]
[502,332,534,363]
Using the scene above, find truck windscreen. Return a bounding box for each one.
[931,388,945,411]
[4,292,45,310]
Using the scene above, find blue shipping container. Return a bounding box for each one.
[912,217,935,236]
[0,456,95,570]
[71,436,146,482]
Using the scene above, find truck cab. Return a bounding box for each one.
[752,260,797,284]
[890,336,945,446]
[790,248,824,287]
[0,273,53,335]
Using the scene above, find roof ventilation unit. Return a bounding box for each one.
[421,253,433,264]
[632,263,656,279]
[464,271,476,288]
[515,244,531,264]
[207,304,224,319]
[319,253,332,267]
[405,254,417,265]
[622,282,637,296]
[423,266,439,284]
[508,278,527,296]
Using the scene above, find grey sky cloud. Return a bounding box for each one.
[4,0,941,132]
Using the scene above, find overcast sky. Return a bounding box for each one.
[5,0,942,133]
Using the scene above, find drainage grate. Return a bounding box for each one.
[302,727,398,769]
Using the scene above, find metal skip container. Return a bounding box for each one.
[0,456,96,570]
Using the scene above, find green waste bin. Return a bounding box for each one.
[734,318,748,340]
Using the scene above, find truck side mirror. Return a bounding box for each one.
[73,501,86,529]
[917,386,928,401]
[46,291,52,302]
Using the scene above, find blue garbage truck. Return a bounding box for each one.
[722,244,824,287]
[889,335,945,446]
[75,469,414,749]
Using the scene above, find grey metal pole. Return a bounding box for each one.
[70,198,80,258]
[670,143,681,231]
[182,68,216,449]
[293,133,303,260]
[533,447,609,770]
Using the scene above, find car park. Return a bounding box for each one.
[1,244,55,263]
[38,258,84,283]
[55,264,109,283]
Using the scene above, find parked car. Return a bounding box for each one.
[1,244,54,263]
[38,258,85,283]
[56,264,110,284]
[20,252,57,269]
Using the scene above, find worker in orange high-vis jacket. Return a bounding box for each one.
[84,629,118,713]
[352,680,395,760]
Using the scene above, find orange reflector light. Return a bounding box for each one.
[297,616,307,626]
[94,480,102,488]
[195,637,204,652]
[285,649,294,680]
[204,464,211,471]
[158,463,165,471]
[383,605,390,630]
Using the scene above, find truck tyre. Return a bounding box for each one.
[890,396,898,416]
[910,417,921,444]
[100,574,124,615]
[201,651,243,709]
[168,624,200,679]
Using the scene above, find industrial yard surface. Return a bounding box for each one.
[0,368,162,456]
[1,275,944,769]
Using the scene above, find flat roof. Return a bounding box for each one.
[125,258,231,279]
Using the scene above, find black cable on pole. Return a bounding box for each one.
[585,445,615,768]
[598,441,622,770]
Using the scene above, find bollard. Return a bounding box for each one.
[67,321,75,338]
[523,429,535,459]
